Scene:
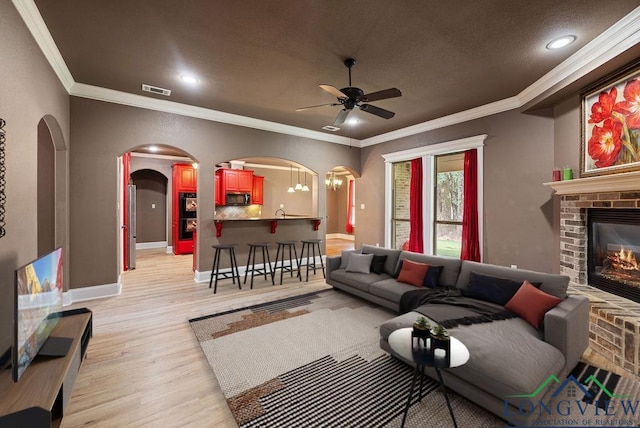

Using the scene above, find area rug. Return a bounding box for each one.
[189,289,640,428]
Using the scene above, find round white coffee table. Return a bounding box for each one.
[388,327,469,428]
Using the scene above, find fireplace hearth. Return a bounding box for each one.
[588,208,640,304]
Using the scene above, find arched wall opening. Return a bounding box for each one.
[36,115,68,261]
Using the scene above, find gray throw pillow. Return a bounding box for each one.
[339,248,362,269]
[345,253,374,274]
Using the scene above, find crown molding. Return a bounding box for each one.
[69,83,358,146]
[361,98,518,147]
[381,134,487,163]
[14,1,640,148]
[12,0,74,91]
[518,6,640,105]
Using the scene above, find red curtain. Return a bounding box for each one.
[408,158,423,253]
[346,179,354,234]
[461,149,480,261]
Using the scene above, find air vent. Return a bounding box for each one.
[322,125,341,132]
[142,84,171,96]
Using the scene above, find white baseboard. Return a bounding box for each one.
[166,246,174,254]
[326,233,355,241]
[136,241,168,250]
[194,256,326,283]
[63,279,122,305]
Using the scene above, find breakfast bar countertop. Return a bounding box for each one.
[214,216,321,221]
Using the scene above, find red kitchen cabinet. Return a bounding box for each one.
[219,169,253,192]
[172,163,197,255]
[252,175,264,205]
[215,171,222,205]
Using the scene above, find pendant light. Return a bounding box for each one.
[287,165,295,193]
[295,167,303,191]
[302,170,310,192]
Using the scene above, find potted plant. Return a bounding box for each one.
[431,324,451,365]
[412,316,431,338]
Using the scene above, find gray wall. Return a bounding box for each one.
[326,183,349,234]
[250,166,315,217]
[358,109,556,273]
[0,1,70,355]
[131,169,168,244]
[69,97,360,288]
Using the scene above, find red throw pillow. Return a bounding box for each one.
[397,259,430,287]
[505,280,562,329]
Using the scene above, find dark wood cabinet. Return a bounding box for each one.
[252,175,264,205]
[172,163,197,255]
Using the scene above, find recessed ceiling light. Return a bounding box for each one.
[148,145,159,153]
[546,35,576,50]
[179,74,198,84]
[346,118,359,125]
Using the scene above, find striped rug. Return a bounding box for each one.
[189,289,640,427]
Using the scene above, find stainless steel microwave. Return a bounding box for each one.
[226,192,251,205]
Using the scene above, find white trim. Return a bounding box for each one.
[382,134,488,163]
[166,246,174,254]
[326,233,355,241]
[69,83,357,146]
[136,241,168,250]
[63,281,122,305]
[195,256,325,283]
[131,152,193,162]
[543,170,640,195]
[518,7,640,106]
[14,1,640,147]
[363,100,517,147]
[12,0,74,91]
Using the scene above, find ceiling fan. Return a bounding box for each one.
[296,58,402,126]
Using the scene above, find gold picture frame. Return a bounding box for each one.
[581,60,640,177]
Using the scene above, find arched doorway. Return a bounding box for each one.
[325,166,358,256]
[130,169,168,248]
[37,115,67,258]
[120,145,198,273]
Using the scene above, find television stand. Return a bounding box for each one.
[0,308,92,428]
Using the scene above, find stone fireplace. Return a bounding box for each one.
[547,171,640,375]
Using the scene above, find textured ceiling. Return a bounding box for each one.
[33,1,640,140]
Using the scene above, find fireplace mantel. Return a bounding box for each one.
[544,170,640,195]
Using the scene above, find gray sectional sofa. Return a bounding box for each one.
[326,244,590,425]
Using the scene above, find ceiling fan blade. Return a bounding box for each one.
[359,104,395,119]
[333,109,350,126]
[296,103,339,112]
[320,84,347,99]
[362,88,402,102]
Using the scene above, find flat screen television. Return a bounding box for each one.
[12,247,67,382]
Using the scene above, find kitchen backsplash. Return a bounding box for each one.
[215,205,262,219]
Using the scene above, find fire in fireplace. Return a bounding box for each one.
[588,208,640,303]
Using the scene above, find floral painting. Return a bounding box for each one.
[582,63,640,177]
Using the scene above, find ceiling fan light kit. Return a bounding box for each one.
[297,57,402,128]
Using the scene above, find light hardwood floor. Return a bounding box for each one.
[61,241,629,427]
[62,247,331,428]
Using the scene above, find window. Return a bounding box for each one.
[382,134,485,257]
[434,153,464,257]
[391,161,411,249]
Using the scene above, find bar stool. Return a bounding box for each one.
[272,240,300,284]
[298,239,326,282]
[209,244,241,294]
[244,242,274,288]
